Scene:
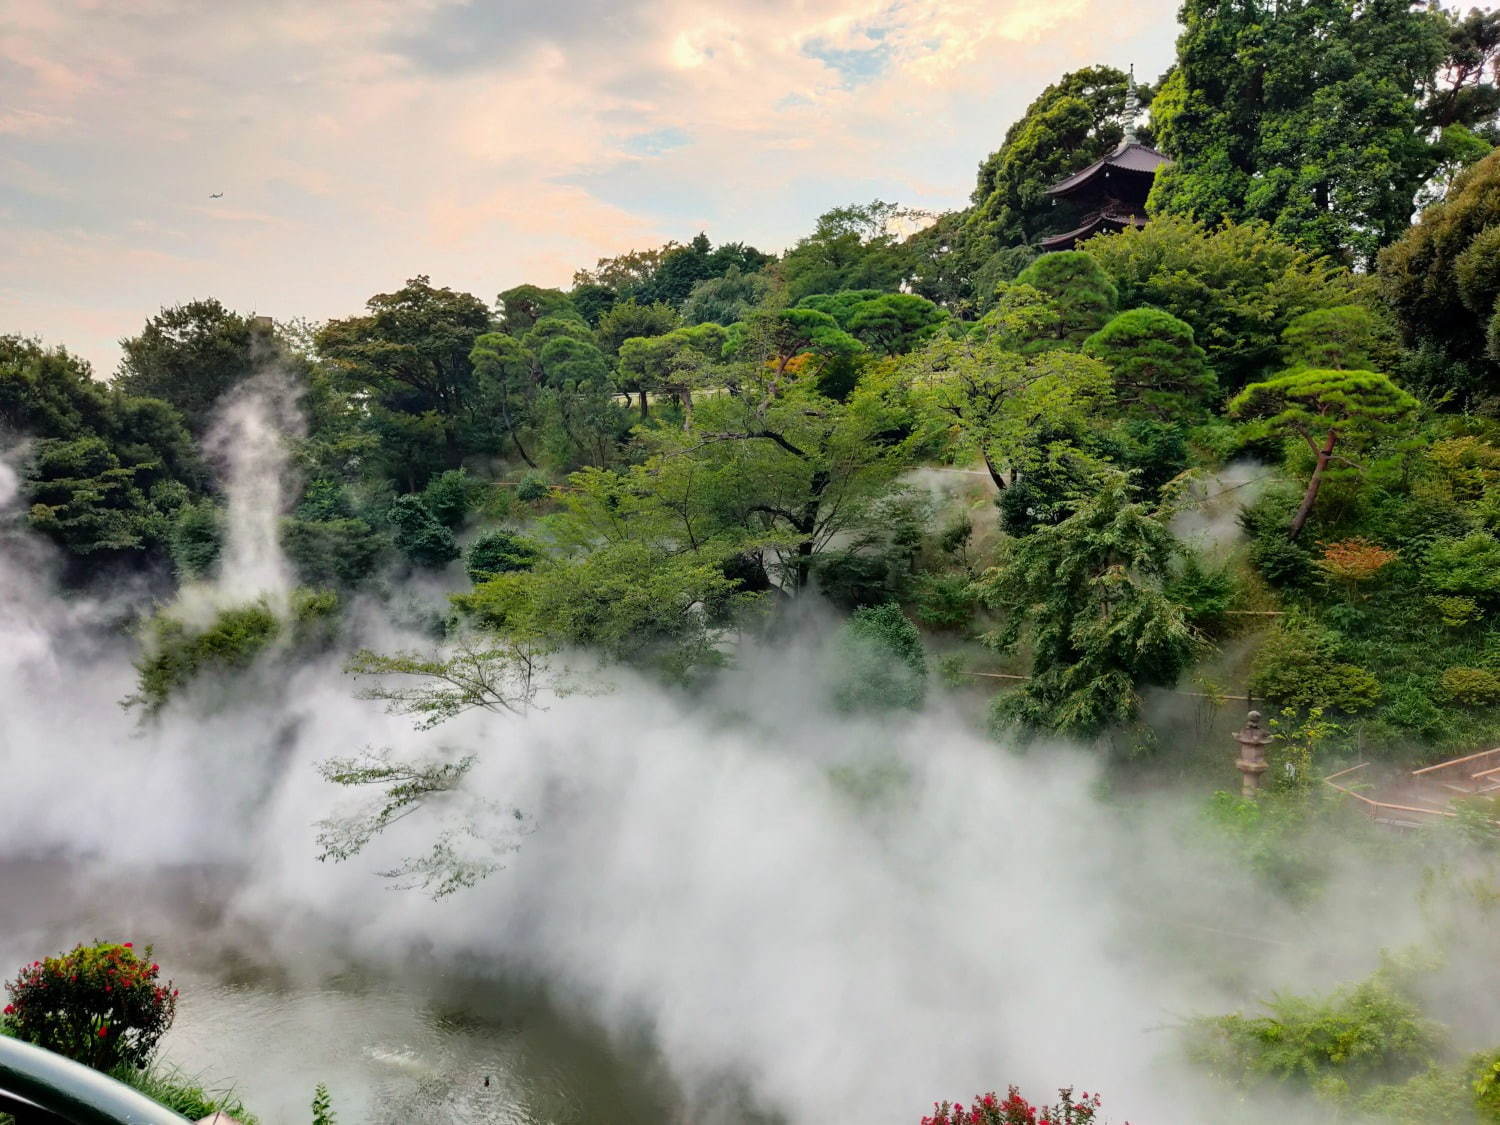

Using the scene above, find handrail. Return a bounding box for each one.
[0,1037,191,1125]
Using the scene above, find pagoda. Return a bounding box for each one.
[1038,72,1167,252]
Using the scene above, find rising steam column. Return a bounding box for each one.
[1233,711,1274,798]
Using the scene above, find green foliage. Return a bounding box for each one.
[514,471,550,503]
[1281,305,1394,372]
[130,603,279,715]
[1,336,206,564]
[457,541,747,682]
[681,265,771,327]
[169,500,222,579]
[128,591,339,715]
[972,474,1198,736]
[1083,216,1365,390]
[1439,666,1500,706]
[800,291,947,355]
[1424,531,1500,600]
[495,284,574,335]
[1151,0,1465,264]
[3,942,176,1071]
[112,1065,258,1124]
[311,1082,336,1125]
[595,297,680,356]
[1230,368,1419,538]
[1010,252,1118,349]
[1187,965,1444,1096]
[465,529,536,583]
[387,494,460,569]
[826,602,928,713]
[1084,307,1215,420]
[316,276,491,486]
[1165,553,1234,636]
[281,517,385,587]
[968,65,1149,248]
[776,200,915,301]
[1249,619,1383,713]
[1379,149,1500,405]
[113,299,257,434]
[345,638,542,727]
[421,468,481,529]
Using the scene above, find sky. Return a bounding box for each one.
[0,0,1180,376]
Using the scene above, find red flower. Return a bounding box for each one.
[150,964,159,973]
[3,1004,13,1015]
[122,943,132,948]
[97,1026,108,1037]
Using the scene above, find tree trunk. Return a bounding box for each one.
[500,397,537,468]
[1289,430,1337,539]
[680,388,693,431]
[639,389,649,420]
[981,449,1007,491]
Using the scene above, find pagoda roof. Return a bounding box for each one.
[1038,209,1147,252]
[1044,141,1168,198]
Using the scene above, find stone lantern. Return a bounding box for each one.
[1234,710,1273,798]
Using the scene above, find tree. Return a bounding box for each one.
[826,602,927,713]
[969,65,1150,247]
[595,298,681,356]
[1150,0,1492,264]
[799,291,948,356]
[1280,305,1395,371]
[908,335,1112,491]
[971,473,1198,736]
[2,337,206,563]
[1008,252,1118,349]
[465,529,536,583]
[316,277,492,479]
[387,494,459,568]
[1084,307,1216,419]
[615,323,726,422]
[494,284,573,335]
[469,331,539,466]
[114,299,256,433]
[681,265,772,326]
[1083,216,1365,389]
[1229,368,1419,537]
[725,307,863,383]
[776,201,915,301]
[1378,148,1500,405]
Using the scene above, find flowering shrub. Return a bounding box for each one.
[3,942,177,1070]
[920,1086,1115,1125]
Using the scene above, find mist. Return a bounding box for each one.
[0,402,1495,1125]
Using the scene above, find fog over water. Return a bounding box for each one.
[1,390,1495,1124]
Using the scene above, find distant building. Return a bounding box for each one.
[1038,70,1168,252]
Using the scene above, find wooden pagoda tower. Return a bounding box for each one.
[1038,72,1167,252]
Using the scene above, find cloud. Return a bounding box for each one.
[0,0,1179,373]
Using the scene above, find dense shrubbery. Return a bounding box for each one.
[129,590,340,715]
[826,602,928,713]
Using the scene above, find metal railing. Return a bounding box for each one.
[0,1037,191,1125]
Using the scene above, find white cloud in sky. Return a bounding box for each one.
[0,0,1178,373]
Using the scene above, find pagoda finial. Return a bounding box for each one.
[1123,64,1141,146]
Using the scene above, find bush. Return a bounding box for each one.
[131,603,280,715]
[387,494,459,568]
[1439,667,1500,707]
[282,517,385,587]
[1188,970,1443,1093]
[465,529,537,584]
[921,1087,1104,1124]
[421,468,481,529]
[514,471,550,504]
[1425,532,1500,600]
[3,942,177,1071]
[169,500,221,579]
[827,603,927,713]
[1249,620,1383,713]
